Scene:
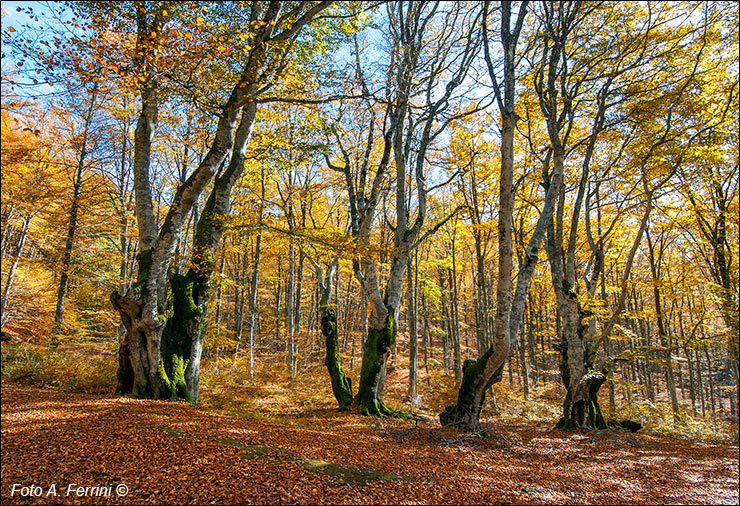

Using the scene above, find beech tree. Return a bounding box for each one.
[440,0,557,430]
[325,0,482,416]
[526,1,724,429]
[3,0,736,438]
[106,1,334,401]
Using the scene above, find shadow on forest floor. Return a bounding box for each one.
[2,382,738,505]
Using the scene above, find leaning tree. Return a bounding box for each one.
[439,0,562,430]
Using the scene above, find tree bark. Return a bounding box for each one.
[407,255,419,404]
[310,257,352,410]
[53,86,97,338]
[112,1,332,401]
[1,214,31,327]
[440,1,533,430]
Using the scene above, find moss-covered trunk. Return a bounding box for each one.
[354,309,399,417]
[555,370,607,430]
[555,325,607,430]
[322,307,353,410]
[112,251,207,403]
[159,269,208,403]
[439,348,504,429]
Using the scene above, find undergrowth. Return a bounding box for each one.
[1,338,737,445]
[1,340,116,394]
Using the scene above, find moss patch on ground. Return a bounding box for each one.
[216,436,411,485]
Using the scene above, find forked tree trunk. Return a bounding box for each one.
[554,294,607,430]
[354,307,398,416]
[113,96,257,402]
[439,1,531,430]
[111,1,332,402]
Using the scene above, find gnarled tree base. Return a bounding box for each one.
[353,309,419,420]
[440,351,503,430]
[556,372,607,430]
[111,263,205,404]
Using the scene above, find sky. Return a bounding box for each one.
[1,1,71,99]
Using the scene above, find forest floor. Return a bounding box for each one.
[2,382,738,505]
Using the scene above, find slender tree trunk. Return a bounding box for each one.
[310,257,352,410]
[646,228,680,422]
[1,214,31,327]
[704,343,717,414]
[53,88,97,339]
[407,256,419,404]
[449,263,462,383]
[286,240,296,373]
[520,308,529,399]
[247,228,262,377]
[275,260,282,348]
[439,2,534,430]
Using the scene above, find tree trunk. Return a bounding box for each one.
[111,1,331,402]
[113,95,257,402]
[439,2,532,430]
[314,259,352,410]
[553,296,607,430]
[407,256,419,404]
[1,214,31,327]
[54,88,97,338]
[247,230,262,377]
[286,240,296,373]
[450,248,463,383]
[354,307,399,416]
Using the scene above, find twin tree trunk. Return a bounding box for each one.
[113,97,258,403]
[313,256,401,416]
[112,249,210,403]
[553,290,606,430]
[112,1,331,404]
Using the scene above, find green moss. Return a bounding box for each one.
[359,311,395,385]
[586,372,607,429]
[158,359,191,403]
[298,458,412,486]
[162,426,185,438]
[156,271,203,404]
[215,437,412,485]
[132,249,153,300]
[240,444,273,460]
[354,309,406,417]
[322,308,353,410]
[555,372,606,430]
[158,280,175,323]
[439,349,501,428]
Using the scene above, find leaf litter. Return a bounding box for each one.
[1,383,737,504]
